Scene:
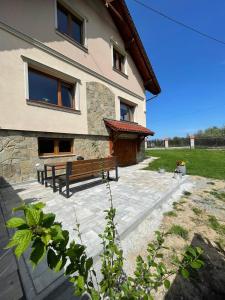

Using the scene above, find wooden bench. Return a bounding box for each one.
[58,157,118,198]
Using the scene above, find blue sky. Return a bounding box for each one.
[126,0,225,139]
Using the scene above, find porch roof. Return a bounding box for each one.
[104,119,155,136]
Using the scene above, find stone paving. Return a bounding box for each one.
[8,159,186,256]
[0,158,190,299]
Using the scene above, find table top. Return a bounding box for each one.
[44,162,67,168]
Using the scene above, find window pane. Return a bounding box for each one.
[113,48,124,72]
[71,17,82,44]
[57,5,68,34]
[38,139,54,155]
[120,103,130,121]
[59,139,72,153]
[28,70,58,105]
[61,83,73,108]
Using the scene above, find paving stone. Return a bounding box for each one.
[0,158,189,297]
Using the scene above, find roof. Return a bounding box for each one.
[104,119,155,136]
[103,0,161,95]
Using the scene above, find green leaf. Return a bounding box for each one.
[33,202,45,210]
[42,213,55,228]
[181,268,189,279]
[41,234,52,245]
[54,258,63,272]
[164,279,170,289]
[91,290,100,300]
[26,208,41,226]
[191,260,204,269]
[196,247,203,255]
[186,246,196,257]
[5,238,19,249]
[6,217,26,228]
[77,275,85,290]
[30,240,46,267]
[50,225,65,241]
[54,256,66,272]
[85,257,93,271]
[47,248,59,269]
[12,205,26,212]
[65,263,77,275]
[14,229,32,258]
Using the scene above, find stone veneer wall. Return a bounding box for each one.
[86,82,116,135]
[0,130,109,185]
[136,140,145,163]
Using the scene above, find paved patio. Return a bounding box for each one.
[0,158,190,299]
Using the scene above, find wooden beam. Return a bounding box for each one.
[125,36,135,51]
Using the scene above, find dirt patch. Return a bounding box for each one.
[126,176,225,299]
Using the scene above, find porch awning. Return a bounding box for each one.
[104,119,154,136]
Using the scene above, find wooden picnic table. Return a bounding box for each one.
[44,162,67,192]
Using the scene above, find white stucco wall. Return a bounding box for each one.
[0,0,147,134]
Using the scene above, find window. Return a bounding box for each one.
[28,68,74,109]
[113,48,125,73]
[57,2,83,45]
[120,102,134,121]
[38,138,73,156]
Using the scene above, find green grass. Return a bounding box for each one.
[164,210,177,217]
[208,191,225,201]
[192,207,203,216]
[145,149,225,180]
[169,225,189,240]
[208,216,225,235]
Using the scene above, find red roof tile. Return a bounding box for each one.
[104,119,154,136]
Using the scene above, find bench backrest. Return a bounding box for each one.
[66,157,117,179]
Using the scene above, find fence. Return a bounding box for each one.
[195,137,225,148]
[147,136,225,149]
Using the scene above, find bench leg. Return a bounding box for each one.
[115,166,118,181]
[66,181,70,198]
[44,165,48,187]
[59,180,62,194]
[37,171,40,183]
[41,172,44,185]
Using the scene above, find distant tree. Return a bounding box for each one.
[195,125,225,137]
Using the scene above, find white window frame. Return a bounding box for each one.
[111,40,128,76]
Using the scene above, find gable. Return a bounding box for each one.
[103,0,161,95]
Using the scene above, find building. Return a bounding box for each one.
[0,0,160,184]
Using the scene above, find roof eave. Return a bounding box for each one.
[104,0,161,95]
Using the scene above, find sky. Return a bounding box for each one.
[126,0,225,139]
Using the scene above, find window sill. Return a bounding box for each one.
[26,100,81,114]
[55,30,88,53]
[113,67,128,79]
[39,154,77,159]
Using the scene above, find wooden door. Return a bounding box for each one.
[113,139,137,166]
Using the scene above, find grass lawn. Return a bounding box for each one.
[145,149,225,180]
